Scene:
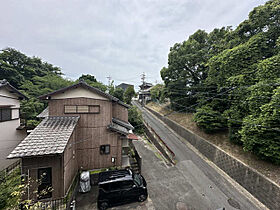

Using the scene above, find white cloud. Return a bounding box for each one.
[0,0,267,87]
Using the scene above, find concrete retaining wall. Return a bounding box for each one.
[145,106,280,210]
[144,123,174,164]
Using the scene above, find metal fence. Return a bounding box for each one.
[0,160,21,183]
[35,198,66,210]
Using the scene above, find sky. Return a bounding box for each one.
[0,0,267,88]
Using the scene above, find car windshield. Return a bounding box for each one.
[134,174,142,186]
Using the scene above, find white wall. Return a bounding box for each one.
[0,88,26,170]
[0,88,20,108]
[51,87,109,100]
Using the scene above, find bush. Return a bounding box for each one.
[128,106,144,134]
[194,106,227,133]
[240,87,280,164]
[0,168,21,209]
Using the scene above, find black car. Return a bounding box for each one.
[97,169,148,210]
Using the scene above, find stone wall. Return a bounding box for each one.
[145,106,280,210]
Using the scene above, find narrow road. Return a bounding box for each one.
[133,101,263,210]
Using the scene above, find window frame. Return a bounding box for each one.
[64,105,100,114]
[100,144,110,155]
[0,108,12,122]
[37,167,52,200]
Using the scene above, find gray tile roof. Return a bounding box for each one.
[112,118,134,130]
[8,116,79,158]
[39,81,130,108]
[0,79,28,99]
[108,122,130,135]
[37,106,49,118]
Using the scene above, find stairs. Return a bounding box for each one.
[129,157,140,174]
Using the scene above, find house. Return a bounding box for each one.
[0,79,27,170]
[8,80,134,201]
[139,82,153,105]
[116,83,134,92]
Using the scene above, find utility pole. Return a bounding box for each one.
[141,72,146,87]
[140,72,146,106]
[106,75,112,86]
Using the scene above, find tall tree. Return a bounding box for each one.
[124,86,136,104]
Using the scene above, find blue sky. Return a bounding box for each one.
[0,0,267,88]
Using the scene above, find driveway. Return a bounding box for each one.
[75,180,155,210]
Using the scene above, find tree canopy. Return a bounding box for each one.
[160,0,280,164]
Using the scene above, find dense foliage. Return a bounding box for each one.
[124,86,136,104]
[128,106,145,134]
[150,84,166,103]
[0,49,135,129]
[0,168,21,209]
[161,0,280,164]
[0,48,74,128]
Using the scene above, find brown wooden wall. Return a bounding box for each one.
[22,155,63,200]
[49,97,122,170]
[49,98,112,126]
[112,103,128,122]
[63,129,78,195]
[76,127,122,170]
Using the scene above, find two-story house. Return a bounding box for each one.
[8,80,133,201]
[0,79,27,170]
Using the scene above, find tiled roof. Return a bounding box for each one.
[112,118,134,130]
[0,79,28,99]
[127,133,138,140]
[37,106,49,118]
[108,122,130,135]
[39,81,130,108]
[8,116,79,158]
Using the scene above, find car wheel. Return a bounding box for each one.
[99,201,109,210]
[138,194,147,202]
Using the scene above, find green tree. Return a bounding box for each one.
[78,74,107,92]
[194,105,226,133]
[124,86,135,104]
[128,106,144,134]
[240,86,280,164]
[112,88,124,101]
[150,84,164,102]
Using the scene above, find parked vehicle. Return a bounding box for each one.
[97,169,148,210]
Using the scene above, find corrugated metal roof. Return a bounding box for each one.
[8,116,79,158]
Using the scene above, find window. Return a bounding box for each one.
[65,105,76,113]
[100,145,110,155]
[0,108,11,122]
[120,181,134,189]
[77,105,89,113]
[64,105,100,114]
[37,167,52,199]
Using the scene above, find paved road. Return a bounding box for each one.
[133,101,263,210]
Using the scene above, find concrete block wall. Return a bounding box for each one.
[144,124,174,164]
[145,106,280,210]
